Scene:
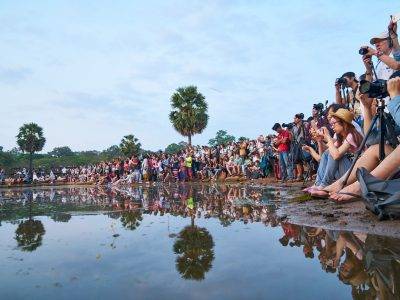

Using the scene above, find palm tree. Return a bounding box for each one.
[169,86,208,146]
[119,134,141,157]
[16,123,46,182]
[173,221,214,281]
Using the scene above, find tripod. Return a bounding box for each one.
[340,98,398,188]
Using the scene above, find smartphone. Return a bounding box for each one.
[392,13,400,23]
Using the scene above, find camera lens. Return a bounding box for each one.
[359,80,371,94]
[359,47,368,55]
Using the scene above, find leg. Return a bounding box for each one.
[332,145,400,201]
[279,152,288,180]
[325,144,393,192]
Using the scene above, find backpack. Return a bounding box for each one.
[357,167,400,220]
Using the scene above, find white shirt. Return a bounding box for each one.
[374,52,394,81]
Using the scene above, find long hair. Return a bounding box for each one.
[334,117,363,148]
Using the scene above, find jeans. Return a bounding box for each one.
[315,150,352,187]
[279,151,293,180]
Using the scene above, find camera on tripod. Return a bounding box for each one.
[360,70,400,98]
[359,79,388,98]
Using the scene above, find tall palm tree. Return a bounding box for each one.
[119,134,141,157]
[169,86,208,146]
[16,123,46,182]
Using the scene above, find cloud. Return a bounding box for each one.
[0,66,33,85]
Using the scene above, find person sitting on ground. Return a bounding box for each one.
[325,76,400,202]
[305,108,363,195]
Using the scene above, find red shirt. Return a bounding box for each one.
[277,130,291,152]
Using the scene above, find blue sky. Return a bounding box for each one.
[0,0,399,152]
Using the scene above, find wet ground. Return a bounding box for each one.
[1,184,400,299]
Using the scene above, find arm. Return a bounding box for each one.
[356,89,374,133]
[335,82,345,105]
[302,145,321,162]
[387,77,400,126]
[325,134,351,160]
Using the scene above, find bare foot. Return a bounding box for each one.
[324,179,346,193]
[329,182,361,202]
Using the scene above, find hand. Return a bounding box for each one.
[356,88,374,108]
[361,46,377,57]
[387,77,400,99]
[302,145,311,153]
[389,18,397,34]
[321,127,330,140]
[362,55,373,72]
[334,79,341,90]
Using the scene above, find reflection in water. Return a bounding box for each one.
[15,218,45,252]
[1,185,400,298]
[173,224,215,281]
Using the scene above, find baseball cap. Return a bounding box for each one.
[370,32,389,45]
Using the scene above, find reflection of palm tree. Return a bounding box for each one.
[15,219,45,252]
[173,224,214,281]
[120,210,143,231]
[15,191,46,252]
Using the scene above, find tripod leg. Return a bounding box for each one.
[341,113,380,189]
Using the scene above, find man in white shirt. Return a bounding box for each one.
[362,31,395,81]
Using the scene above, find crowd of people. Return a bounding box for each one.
[2,16,400,206]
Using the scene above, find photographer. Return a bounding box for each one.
[305,108,363,195]
[335,72,362,121]
[325,74,400,202]
[361,31,396,81]
[272,123,293,182]
[291,113,311,181]
[310,103,328,132]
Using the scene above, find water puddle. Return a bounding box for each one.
[1,185,399,299]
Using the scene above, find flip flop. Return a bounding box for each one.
[329,192,361,203]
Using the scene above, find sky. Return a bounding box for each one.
[0,0,399,152]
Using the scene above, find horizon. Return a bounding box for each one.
[1,1,399,153]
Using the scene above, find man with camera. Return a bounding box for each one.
[272,123,293,182]
[360,29,397,81]
[335,72,362,121]
[291,113,311,181]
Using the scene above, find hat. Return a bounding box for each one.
[370,31,389,45]
[330,108,354,125]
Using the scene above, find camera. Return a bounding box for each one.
[282,123,294,130]
[336,77,347,86]
[359,79,388,98]
[359,47,369,55]
[313,103,324,111]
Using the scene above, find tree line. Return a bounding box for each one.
[1,85,248,177]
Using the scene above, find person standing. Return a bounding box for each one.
[272,123,293,182]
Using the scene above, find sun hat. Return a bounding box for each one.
[370,31,389,45]
[330,108,354,125]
